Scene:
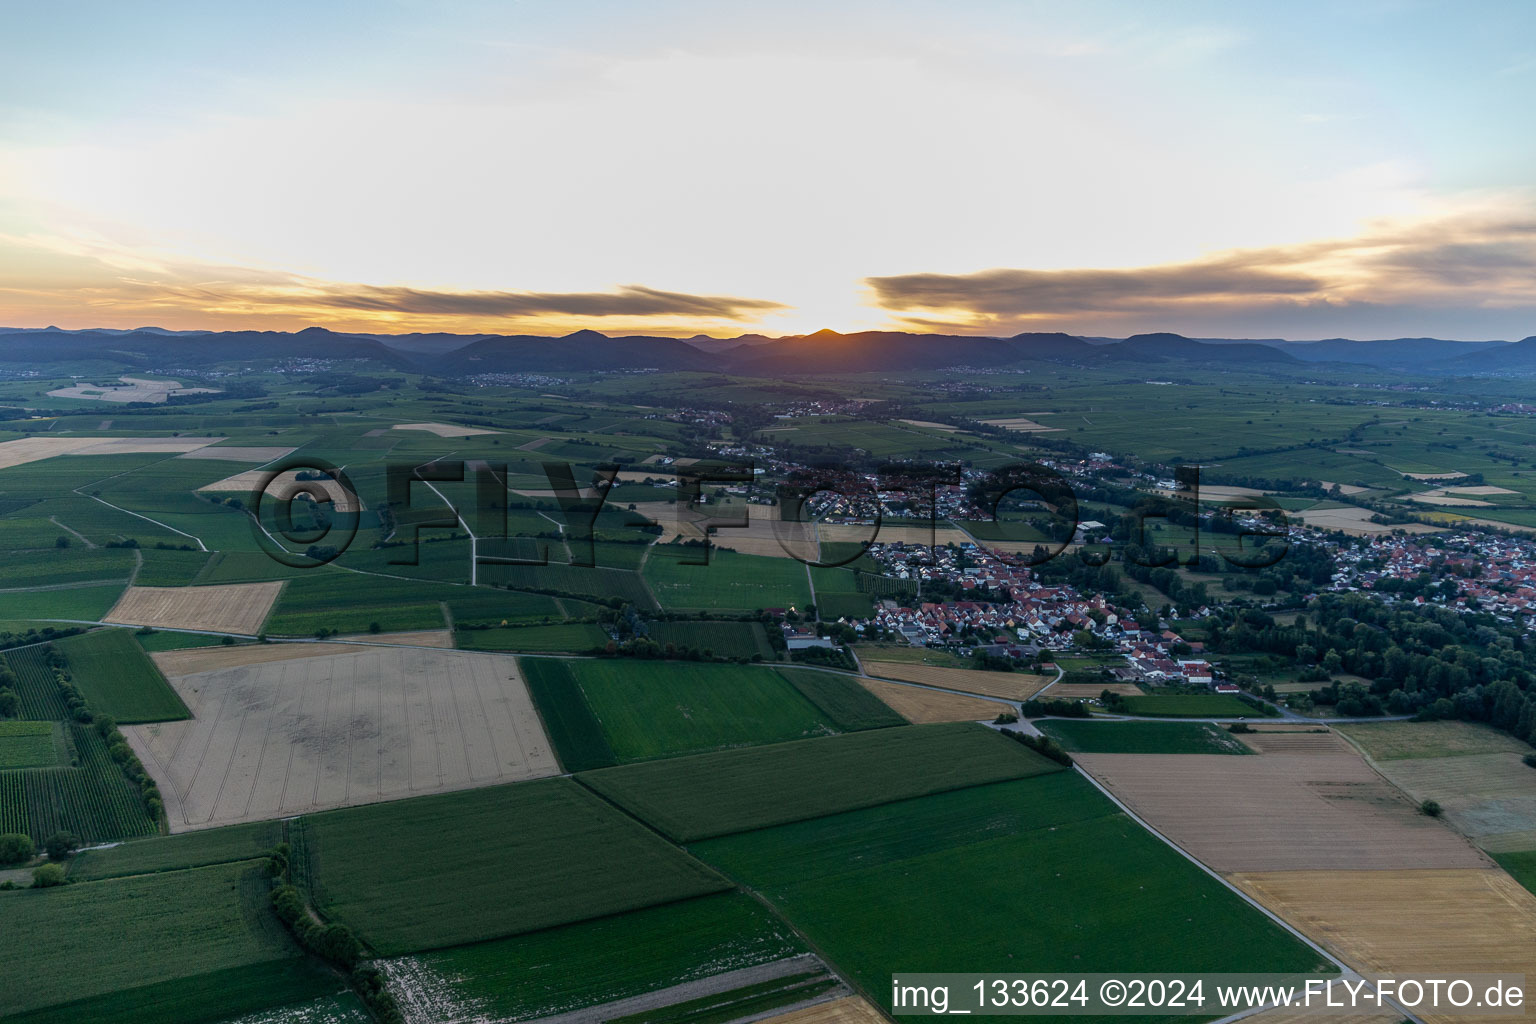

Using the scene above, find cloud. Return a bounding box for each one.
[865,208,1536,336]
[305,284,788,319]
[867,259,1320,316]
[0,233,790,334]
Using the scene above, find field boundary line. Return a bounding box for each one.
[48,516,96,548]
[76,491,208,551]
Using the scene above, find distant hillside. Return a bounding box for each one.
[438,329,718,373]
[0,326,411,370]
[2,323,1531,377]
[1433,336,1536,373]
[1263,337,1507,368]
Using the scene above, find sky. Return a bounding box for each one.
[2,0,1535,340]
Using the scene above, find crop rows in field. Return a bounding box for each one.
[0,859,328,1023]
[0,720,62,768]
[0,724,159,843]
[692,774,1327,1017]
[69,819,283,881]
[298,777,730,955]
[56,628,190,723]
[643,547,810,613]
[3,645,73,720]
[379,893,805,1024]
[455,622,609,652]
[774,667,906,731]
[580,722,1060,843]
[479,562,658,608]
[571,660,838,763]
[519,658,617,772]
[1120,693,1255,717]
[645,620,776,660]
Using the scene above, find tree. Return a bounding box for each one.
[1420,799,1443,818]
[43,832,80,861]
[0,690,18,718]
[0,833,35,864]
[54,535,70,549]
[31,863,66,888]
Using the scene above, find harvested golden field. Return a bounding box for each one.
[334,629,454,647]
[1369,752,1536,853]
[1041,682,1142,698]
[856,677,1003,724]
[198,468,364,513]
[1236,730,1352,755]
[0,435,220,470]
[980,417,1061,433]
[1337,720,1533,760]
[761,997,887,1024]
[1293,505,1441,536]
[1075,752,1489,871]
[1231,869,1536,1024]
[104,582,284,635]
[390,422,499,437]
[130,647,557,830]
[862,660,1051,701]
[149,641,362,677]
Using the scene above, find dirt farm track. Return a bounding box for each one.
[127,646,558,830]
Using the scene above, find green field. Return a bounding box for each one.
[263,572,450,636]
[55,628,190,723]
[299,778,729,955]
[0,721,61,768]
[644,547,812,613]
[1494,850,1536,898]
[694,773,1329,1018]
[0,547,137,589]
[456,622,609,652]
[0,859,336,1022]
[1038,719,1253,754]
[480,562,659,609]
[1119,694,1256,717]
[69,820,283,881]
[134,629,247,652]
[566,660,836,762]
[443,588,566,627]
[0,583,126,626]
[579,722,1061,843]
[519,657,618,771]
[132,547,214,587]
[0,643,160,843]
[645,619,777,660]
[0,722,161,843]
[377,893,804,1024]
[1,962,353,1024]
[776,666,906,731]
